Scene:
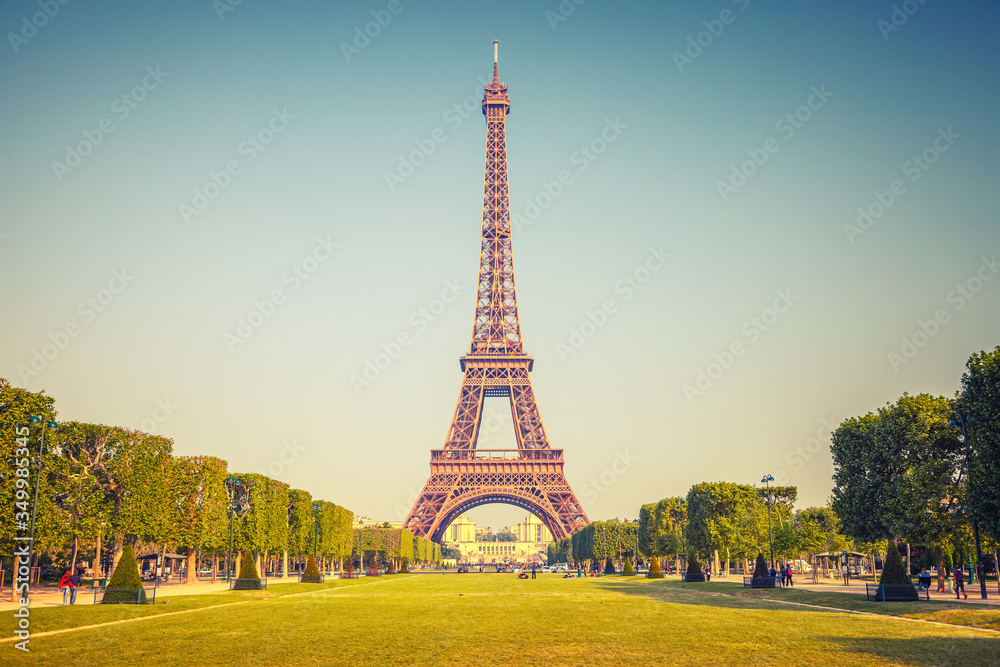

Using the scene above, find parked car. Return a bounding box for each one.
[541,566,552,574]
[512,567,522,574]
[553,563,568,573]
[457,566,468,573]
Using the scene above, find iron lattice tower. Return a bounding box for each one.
[404,43,590,542]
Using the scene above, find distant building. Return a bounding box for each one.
[442,513,551,564]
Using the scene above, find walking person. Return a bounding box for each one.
[785,564,794,587]
[531,563,536,579]
[58,569,73,606]
[953,565,967,599]
[69,567,84,605]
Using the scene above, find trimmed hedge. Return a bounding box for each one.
[604,557,615,575]
[647,555,663,579]
[623,559,635,576]
[301,554,323,583]
[752,553,769,579]
[877,542,917,600]
[234,550,264,589]
[102,545,147,604]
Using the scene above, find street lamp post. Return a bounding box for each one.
[312,503,321,560]
[26,417,57,586]
[949,413,988,600]
[762,474,775,570]
[677,499,686,575]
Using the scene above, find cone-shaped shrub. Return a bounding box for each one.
[238,550,259,580]
[687,553,702,575]
[752,553,769,579]
[102,544,147,604]
[400,559,409,574]
[647,555,664,579]
[604,557,615,574]
[301,554,323,583]
[880,542,913,586]
[345,560,355,574]
[387,560,397,575]
[623,559,635,576]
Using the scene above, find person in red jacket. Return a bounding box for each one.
[58,569,73,605]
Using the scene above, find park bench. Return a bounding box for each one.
[865,583,919,601]
[743,576,778,589]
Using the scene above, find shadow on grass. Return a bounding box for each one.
[822,635,1000,667]
[593,579,987,620]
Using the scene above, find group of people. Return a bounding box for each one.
[57,567,85,605]
[917,565,969,599]
[769,564,795,587]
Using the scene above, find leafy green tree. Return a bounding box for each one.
[960,347,1000,543]
[103,544,146,604]
[879,541,917,598]
[832,394,965,588]
[0,380,58,567]
[169,456,228,583]
[286,489,314,570]
[237,548,259,580]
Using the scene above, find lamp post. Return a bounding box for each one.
[949,412,988,600]
[761,474,775,570]
[26,416,57,587]
[224,476,249,582]
[677,499,686,575]
[312,503,321,559]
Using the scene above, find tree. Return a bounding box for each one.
[832,394,965,590]
[237,549,259,580]
[169,456,228,583]
[879,541,917,598]
[103,544,146,604]
[960,347,1000,544]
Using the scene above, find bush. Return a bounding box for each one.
[386,560,397,575]
[623,559,635,576]
[686,553,702,576]
[880,542,914,586]
[237,550,259,581]
[604,557,615,574]
[752,553,769,579]
[647,555,663,579]
[102,545,147,604]
[301,554,323,583]
[400,559,409,573]
[345,560,355,574]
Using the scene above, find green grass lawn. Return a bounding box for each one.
[5,574,999,666]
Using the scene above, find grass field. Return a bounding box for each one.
[5,575,1000,665]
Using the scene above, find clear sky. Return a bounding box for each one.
[2,0,998,532]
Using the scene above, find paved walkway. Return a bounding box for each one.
[694,573,1000,606]
[0,580,234,612]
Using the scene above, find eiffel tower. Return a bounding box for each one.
[404,42,589,542]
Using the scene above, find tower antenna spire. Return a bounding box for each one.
[493,39,499,82]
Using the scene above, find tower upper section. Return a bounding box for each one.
[469,41,523,356]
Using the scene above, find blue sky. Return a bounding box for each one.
[2,0,998,531]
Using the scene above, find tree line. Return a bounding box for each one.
[0,379,442,582]
[830,347,1000,589]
